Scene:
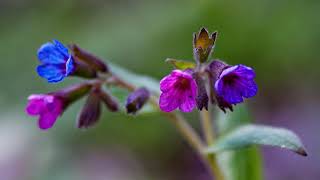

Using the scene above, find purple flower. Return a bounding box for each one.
[215,65,257,104]
[25,94,64,130]
[159,70,197,112]
[37,40,74,83]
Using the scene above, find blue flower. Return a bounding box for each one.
[37,40,75,83]
[215,64,257,104]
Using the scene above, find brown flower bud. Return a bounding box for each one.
[70,44,109,73]
[53,82,93,107]
[77,87,101,129]
[193,27,217,63]
[193,72,209,110]
[125,87,150,114]
[70,57,97,79]
[97,89,119,112]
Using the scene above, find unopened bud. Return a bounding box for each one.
[193,27,217,63]
[70,44,109,73]
[97,89,119,112]
[193,72,208,110]
[206,59,228,82]
[71,57,97,79]
[125,87,150,114]
[54,82,93,106]
[77,87,101,129]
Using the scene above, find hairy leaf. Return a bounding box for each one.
[165,58,196,70]
[207,124,307,156]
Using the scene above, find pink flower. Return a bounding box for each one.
[159,70,197,112]
[25,94,64,130]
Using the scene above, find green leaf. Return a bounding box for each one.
[109,63,160,94]
[165,58,196,70]
[207,124,307,156]
[215,104,263,180]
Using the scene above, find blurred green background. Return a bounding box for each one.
[0,0,319,179]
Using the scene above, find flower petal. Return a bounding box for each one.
[237,79,258,98]
[159,91,180,112]
[26,99,44,115]
[160,74,178,92]
[234,65,255,79]
[53,40,69,57]
[179,91,196,112]
[37,42,67,64]
[38,112,58,130]
[37,64,65,83]
[216,79,243,104]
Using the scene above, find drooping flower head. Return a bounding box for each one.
[159,70,197,112]
[126,87,150,114]
[37,40,75,83]
[215,64,257,105]
[26,94,64,130]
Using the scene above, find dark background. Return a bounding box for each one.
[0,0,319,179]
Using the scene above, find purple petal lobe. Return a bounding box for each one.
[179,91,196,112]
[38,112,58,130]
[159,70,197,112]
[159,91,180,112]
[25,94,63,130]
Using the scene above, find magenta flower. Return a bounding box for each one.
[25,94,64,130]
[159,70,197,112]
[215,64,257,104]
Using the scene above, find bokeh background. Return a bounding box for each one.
[0,0,319,179]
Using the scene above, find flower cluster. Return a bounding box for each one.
[159,28,257,113]
[27,40,150,130]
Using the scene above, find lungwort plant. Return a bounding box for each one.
[26,28,307,180]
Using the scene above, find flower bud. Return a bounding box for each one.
[193,72,208,110]
[193,28,217,63]
[77,87,101,129]
[206,60,228,102]
[54,82,93,106]
[97,89,119,112]
[70,57,97,79]
[70,44,109,73]
[126,87,150,114]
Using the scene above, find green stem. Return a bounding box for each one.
[200,110,224,180]
[164,112,205,154]
[200,110,214,144]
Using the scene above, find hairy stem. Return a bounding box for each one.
[200,110,224,180]
[200,110,214,144]
[165,112,205,154]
